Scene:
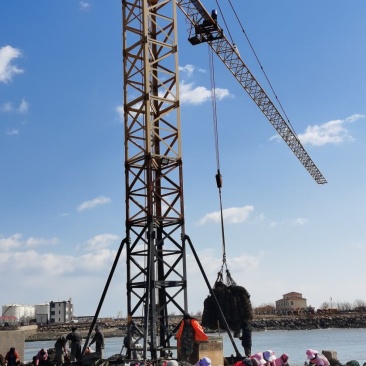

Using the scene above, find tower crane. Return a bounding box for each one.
[119,0,326,361]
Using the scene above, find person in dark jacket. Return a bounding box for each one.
[66,326,82,361]
[89,325,105,356]
[54,336,67,366]
[240,320,252,357]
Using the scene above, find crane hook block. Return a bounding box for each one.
[215,172,223,189]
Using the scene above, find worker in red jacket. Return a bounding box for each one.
[5,347,20,366]
[175,312,208,361]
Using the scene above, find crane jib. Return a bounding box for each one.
[176,0,327,184]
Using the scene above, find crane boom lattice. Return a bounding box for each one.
[176,0,327,184]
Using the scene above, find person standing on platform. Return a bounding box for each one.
[66,326,83,361]
[240,320,252,357]
[175,312,208,362]
[54,336,67,366]
[89,325,105,357]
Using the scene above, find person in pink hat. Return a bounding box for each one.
[194,357,211,366]
[306,349,330,366]
[263,350,276,366]
[251,352,266,366]
[275,354,289,366]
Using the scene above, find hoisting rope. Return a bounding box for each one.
[208,46,236,287]
[216,0,297,135]
[214,0,235,46]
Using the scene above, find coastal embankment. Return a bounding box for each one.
[24,313,366,342]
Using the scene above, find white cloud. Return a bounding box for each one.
[295,217,308,226]
[82,234,122,251]
[0,234,59,251]
[77,196,111,211]
[0,232,266,318]
[297,114,365,146]
[0,249,115,276]
[6,128,19,136]
[79,1,91,11]
[0,102,13,112]
[198,205,254,225]
[269,217,308,228]
[180,81,230,105]
[179,64,205,77]
[25,236,59,248]
[0,233,23,251]
[0,233,120,278]
[1,99,29,114]
[116,105,124,122]
[0,45,23,83]
[117,64,228,112]
[18,98,29,113]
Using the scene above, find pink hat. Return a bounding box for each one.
[263,351,276,362]
[194,357,212,366]
[252,353,266,365]
[306,350,318,360]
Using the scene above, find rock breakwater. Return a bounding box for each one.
[250,314,366,331]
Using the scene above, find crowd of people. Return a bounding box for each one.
[0,325,104,366]
[1,318,365,366]
[231,349,366,366]
[233,320,365,366]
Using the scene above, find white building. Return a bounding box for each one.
[2,304,35,322]
[50,300,73,324]
[35,303,50,324]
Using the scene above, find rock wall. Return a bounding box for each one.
[250,314,366,331]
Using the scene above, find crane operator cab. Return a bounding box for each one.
[188,9,224,45]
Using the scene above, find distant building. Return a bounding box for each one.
[275,292,307,314]
[2,299,74,324]
[74,315,94,323]
[2,304,35,323]
[35,303,50,324]
[254,305,275,315]
[50,300,73,324]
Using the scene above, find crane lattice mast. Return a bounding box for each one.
[123,0,186,360]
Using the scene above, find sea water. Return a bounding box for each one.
[24,328,366,366]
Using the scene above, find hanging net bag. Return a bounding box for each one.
[202,265,253,335]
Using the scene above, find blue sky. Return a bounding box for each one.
[1,0,366,318]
